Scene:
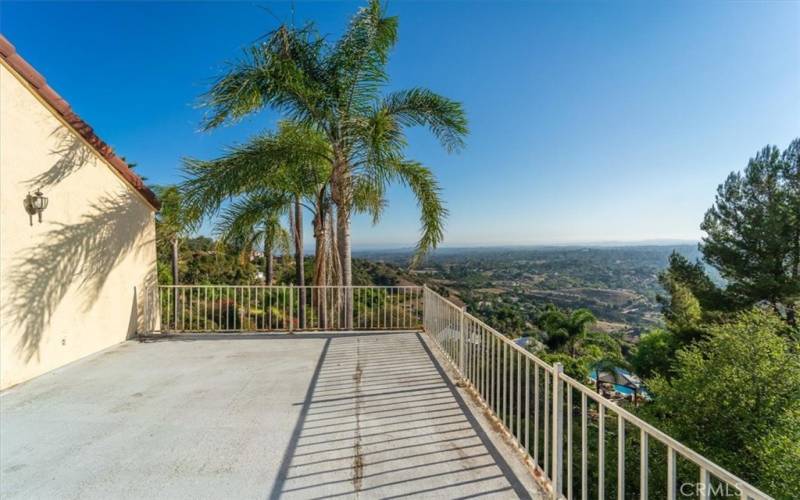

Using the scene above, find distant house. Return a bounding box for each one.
[0,35,160,389]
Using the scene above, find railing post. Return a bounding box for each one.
[421,285,428,332]
[459,305,466,375]
[551,362,564,499]
[289,284,294,333]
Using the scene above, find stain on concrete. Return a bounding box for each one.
[352,340,365,492]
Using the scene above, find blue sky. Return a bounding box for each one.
[3,1,799,248]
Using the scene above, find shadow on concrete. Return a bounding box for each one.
[1,330,540,498]
[242,331,536,499]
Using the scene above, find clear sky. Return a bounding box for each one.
[3,1,799,248]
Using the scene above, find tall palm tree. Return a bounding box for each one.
[152,185,189,287]
[152,185,192,326]
[183,122,385,326]
[200,0,468,326]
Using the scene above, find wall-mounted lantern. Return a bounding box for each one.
[24,189,49,225]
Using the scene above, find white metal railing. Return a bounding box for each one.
[144,285,423,333]
[141,283,773,499]
[421,286,773,500]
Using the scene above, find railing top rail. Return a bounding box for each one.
[157,284,424,289]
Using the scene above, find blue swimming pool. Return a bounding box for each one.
[590,368,640,396]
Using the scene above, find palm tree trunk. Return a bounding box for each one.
[294,196,305,329]
[326,209,340,328]
[313,207,328,329]
[331,156,352,328]
[329,209,342,286]
[264,236,274,286]
[336,204,353,329]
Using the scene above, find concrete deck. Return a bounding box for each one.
[1,331,544,499]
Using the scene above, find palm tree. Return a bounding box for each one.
[200,0,468,326]
[152,185,192,327]
[183,122,385,327]
[539,306,597,355]
[152,185,189,287]
[183,123,329,281]
[214,194,290,285]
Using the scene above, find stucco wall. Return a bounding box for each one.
[0,62,158,390]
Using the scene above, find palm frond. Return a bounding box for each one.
[381,88,468,153]
[201,24,329,131]
[327,0,398,119]
[181,125,330,228]
[391,160,448,267]
[266,218,292,256]
[352,174,387,225]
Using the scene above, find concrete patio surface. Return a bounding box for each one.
[1,331,545,499]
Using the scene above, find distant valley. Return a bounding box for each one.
[356,244,715,338]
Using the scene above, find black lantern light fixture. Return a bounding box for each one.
[25,189,49,225]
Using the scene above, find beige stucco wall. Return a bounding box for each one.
[0,62,158,390]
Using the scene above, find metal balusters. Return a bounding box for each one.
[640,430,648,500]
[176,286,180,330]
[618,415,625,500]
[598,404,605,499]
[552,363,564,497]
[470,320,476,382]
[189,287,193,330]
[516,349,521,444]
[458,306,465,374]
[495,335,500,416]
[164,287,170,331]
[480,325,485,402]
[182,287,187,331]
[700,468,711,500]
[581,393,588,500]
[534,363,540,467]
[667,447,676,500]
[525,357,530,453]
[544,369,550,476]
[288,285,294,332]
[567,385,573,500]
[151,285,429,334]
[467,319,474,382]
[503,341,508,427]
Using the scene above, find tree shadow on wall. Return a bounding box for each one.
[26,126,93,190]
[4,191,154,362]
